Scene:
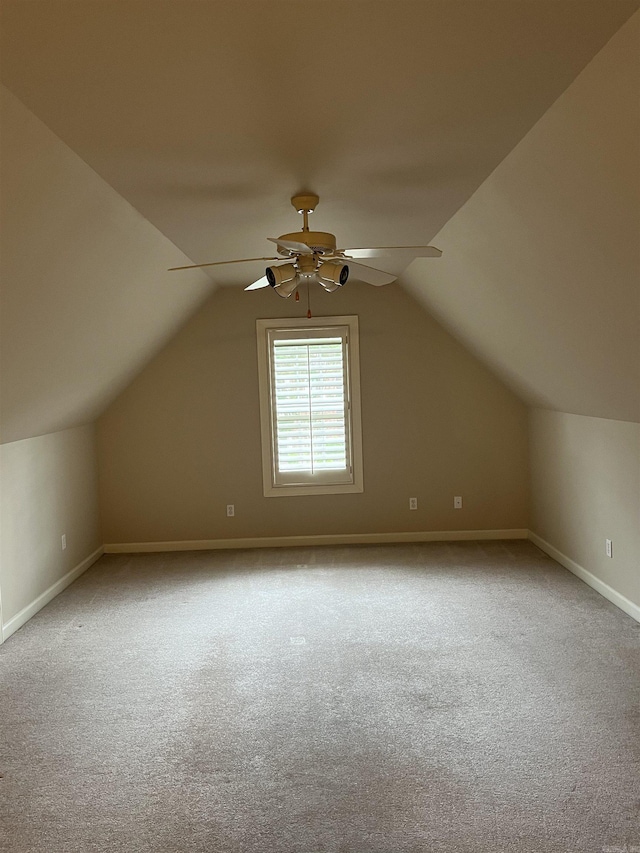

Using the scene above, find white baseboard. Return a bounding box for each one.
[104,528,528,554]
[3,535,636,641]
[1,546,104,643]
[528,531,640,624]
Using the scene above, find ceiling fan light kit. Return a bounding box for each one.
[318,279,342,294]
[265,262,296,288]
[169,193,442,298]
[319,260,350,286]
[272,278,299,299]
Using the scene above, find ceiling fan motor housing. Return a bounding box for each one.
[277,231,337,255]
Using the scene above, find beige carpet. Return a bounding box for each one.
[0,540,639,852]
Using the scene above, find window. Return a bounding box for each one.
[256,316,364,497]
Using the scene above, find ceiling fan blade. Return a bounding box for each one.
[267,237,314,254]
[168,256,281,272]
[346,261,397,286]
[341,245,442,258]
[244,275,271,291]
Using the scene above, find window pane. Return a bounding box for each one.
[273,339,347,473]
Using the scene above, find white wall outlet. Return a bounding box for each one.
[409,497,418,510]
[605,538,613,558]
[226,504,235,517]
[454,496,463,509]
[61,534,67,550]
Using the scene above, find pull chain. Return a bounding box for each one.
[307,281,312,318]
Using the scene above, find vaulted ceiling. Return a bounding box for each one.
[3,0,637,279]
[1,0,638,441]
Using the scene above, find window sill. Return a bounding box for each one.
[264,480,364,498]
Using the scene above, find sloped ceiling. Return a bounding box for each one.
[1,0,638,441]
[0,87,211,444]
[403,11,640,423]
[2,0,637,279]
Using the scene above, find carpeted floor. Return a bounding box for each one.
[0,540,638,852]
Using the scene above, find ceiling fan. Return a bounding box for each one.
[168,193,442,298]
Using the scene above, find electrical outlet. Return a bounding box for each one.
[454,496,463,509]
[409,497,418,510]
[61,534,67,551]
[606,538,613,558]
[226,504,235,517]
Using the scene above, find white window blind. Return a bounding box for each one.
[272,336,348,474]
[257,316,364,497]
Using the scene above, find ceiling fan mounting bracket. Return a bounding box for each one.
[291,193,319,214]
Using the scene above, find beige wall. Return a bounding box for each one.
[530,409,640,611]
[98,282,529,545]
[0,425,101,631]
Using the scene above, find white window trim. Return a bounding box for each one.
[256,315,364,498]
